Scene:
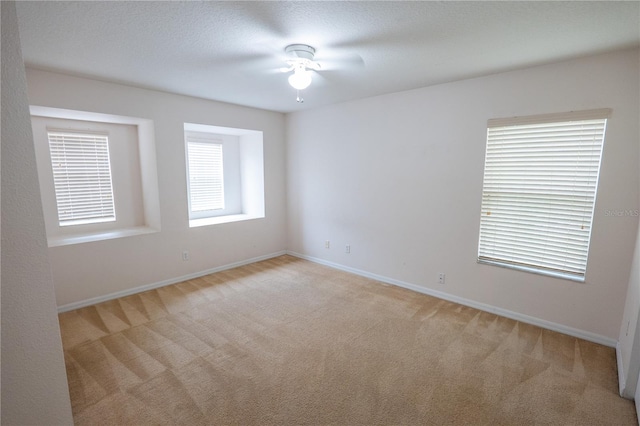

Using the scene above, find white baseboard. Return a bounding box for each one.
[287,251,617,348]
[616,342,628,399]
[57,251,287,313]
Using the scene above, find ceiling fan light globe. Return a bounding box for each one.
[288,69,312,90]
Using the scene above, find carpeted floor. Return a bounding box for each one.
[58,255,637,425]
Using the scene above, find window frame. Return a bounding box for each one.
[477,108,611,282]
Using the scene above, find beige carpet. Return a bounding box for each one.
[58,255,637,425]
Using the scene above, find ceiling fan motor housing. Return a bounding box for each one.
[285,44,316,61]
[285,44,321,71]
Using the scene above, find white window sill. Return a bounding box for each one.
[189,213,263,228]
[48,226,158,247]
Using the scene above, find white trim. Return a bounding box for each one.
[487,108,612,127]
[57,251,286,313]
[617,342,628,397]
[30,105,153,126]
[48,226,158,247]
[189,213,263,228]
[287,251,616,348]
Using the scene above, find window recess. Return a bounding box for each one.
[31,106,161,247]
[183,123,265,228]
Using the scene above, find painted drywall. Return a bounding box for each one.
[617,225,640,397]
[286,48,640,341]
[636,374,640,421]
[25,69,287,307]
[1,1,73,423]
[618,82,640,397]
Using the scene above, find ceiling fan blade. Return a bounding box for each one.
[316,53,365,71]
[311,71,332,87]
[261,66,292,75]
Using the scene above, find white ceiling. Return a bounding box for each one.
[15,1,640,113]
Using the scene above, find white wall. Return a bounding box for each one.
[618,68,640,397]
[619,229,640,397]
[1,1,73,423]
[25,69,287,307]
[287,48,640,342]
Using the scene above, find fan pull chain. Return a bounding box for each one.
[296,90,304,103]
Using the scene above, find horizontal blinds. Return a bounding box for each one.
[478,115,607,279]
[47,131,116,226]
[186,135,224,212]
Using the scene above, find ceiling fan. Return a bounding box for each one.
[267,42,365,104]
[281,44,321,103]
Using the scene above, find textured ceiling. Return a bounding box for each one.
[15,1,640,113]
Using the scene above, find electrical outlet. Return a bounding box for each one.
[182,250,189,261]
[438,273,445,284]
[325,240,330,249]
[345,244,351,254]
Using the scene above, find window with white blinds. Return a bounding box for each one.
[478,109,610,281]
[47,131,116,226]
[186,133,225,216]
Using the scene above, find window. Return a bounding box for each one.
[31,106,161,246]
[478,109,610,281]
[48,131,116,226]
[183,123,265,227]
[185,133,225,216]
